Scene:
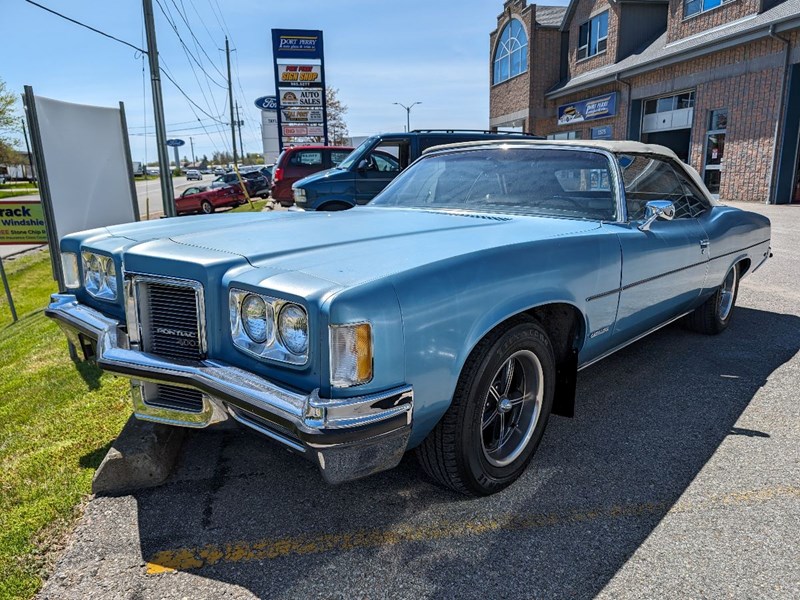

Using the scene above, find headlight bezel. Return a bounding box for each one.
[229,288,309,366]
[80,250,118,301]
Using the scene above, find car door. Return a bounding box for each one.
[612,154,709,340]
[355,137,411,204]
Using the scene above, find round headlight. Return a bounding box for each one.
[278,304,308,355]
[241,294,273,344]
[103,257,117,295]
[85,253,102,290]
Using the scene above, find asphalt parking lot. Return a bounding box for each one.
[39,202,799,599]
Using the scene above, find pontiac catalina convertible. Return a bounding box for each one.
[46,140,771,495]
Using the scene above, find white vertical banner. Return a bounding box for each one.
[24,88,139,287]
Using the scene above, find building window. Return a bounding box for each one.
[578,12,608,60]
[703,109,727,196]
[685,0,733,18]
[547,131,582,140]
[493,19,528,84]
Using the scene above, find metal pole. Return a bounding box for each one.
[226,37,238,168]
[236,102,244,161]
[394,102,421,134]
[20,118,34,181]
[0,256,18,323]
[190,136,195,165]
[143,0,176,217]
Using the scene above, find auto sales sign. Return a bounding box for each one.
[557,93,618,126]
[271,29,328,150]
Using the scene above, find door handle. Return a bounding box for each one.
[700,239,709,254]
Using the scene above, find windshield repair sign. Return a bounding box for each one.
[558,93,617,126]
[272,29,323,60]
[0,201,47,244]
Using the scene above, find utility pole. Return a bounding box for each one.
[190,136,195,165]
[236,102,244,161]
[225,37,238,168]
[143,0,176,216]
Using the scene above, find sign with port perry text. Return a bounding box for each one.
[558,93,618,126]
[277,64,322,86]
[0,201,48,244]
[272,28,328,150]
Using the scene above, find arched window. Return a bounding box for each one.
[493,19,528,85]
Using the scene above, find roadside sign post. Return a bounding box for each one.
[0,256,18,322]
[0,199,48,322]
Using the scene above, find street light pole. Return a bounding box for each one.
[393,101,421,132]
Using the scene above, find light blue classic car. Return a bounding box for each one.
[47,140,771,495]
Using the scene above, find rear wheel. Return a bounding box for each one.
[416,317,555,496]
[200,200,214,214]
[685,263,739,334]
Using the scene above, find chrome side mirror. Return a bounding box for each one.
[638,200,675,231]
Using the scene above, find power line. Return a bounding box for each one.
[24,0,146,54]
[158,59,226,123]
[169,0,227,80]
[154,0,226,89]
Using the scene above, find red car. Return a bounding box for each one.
[175,185,246,215]
[271,145,353,205]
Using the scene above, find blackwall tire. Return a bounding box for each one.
[685,263,740,335]
[200,200,214,214]
[416,317,555,496]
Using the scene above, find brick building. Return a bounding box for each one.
[489,0,800,203]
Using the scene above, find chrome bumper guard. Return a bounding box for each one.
[46,294,413,484]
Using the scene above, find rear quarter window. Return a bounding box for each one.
[289,151,323,166]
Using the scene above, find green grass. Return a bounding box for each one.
[0,182,37,190]
[230,199,268,213]
[0,190,37,200]
[0,251,130,600]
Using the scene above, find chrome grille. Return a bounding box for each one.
[146,384,204,413]
[136,277,206,361]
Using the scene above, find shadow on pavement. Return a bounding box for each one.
[134,306,799,598]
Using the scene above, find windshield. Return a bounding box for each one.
[336,136,378,170]
[369,147,617,221]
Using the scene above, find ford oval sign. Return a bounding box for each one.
[254,96,278,111]
[165,138,185,147]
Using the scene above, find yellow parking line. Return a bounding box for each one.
[145,485,800,575]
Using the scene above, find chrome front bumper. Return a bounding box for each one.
[45,293,413,484]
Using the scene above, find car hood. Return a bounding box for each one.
[139,207,601,287]
[293,167,344,188]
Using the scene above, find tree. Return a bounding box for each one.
[0,78,20,165]
[326,87,349,146]
[199,155,209,169]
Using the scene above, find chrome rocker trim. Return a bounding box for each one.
[45,293,413,484]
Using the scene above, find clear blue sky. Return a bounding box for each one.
[2,0,568,162]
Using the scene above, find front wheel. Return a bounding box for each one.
[416,317,555,496]
[200,200,214,214]
[684,263,740,334]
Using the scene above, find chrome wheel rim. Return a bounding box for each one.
[481,350,544,468]
[717,266,738,321]
[201,203,212,214]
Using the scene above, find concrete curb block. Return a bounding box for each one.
[92,416,185,495]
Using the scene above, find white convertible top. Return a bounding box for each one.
[425,138,680,159]
[424,138,718,206]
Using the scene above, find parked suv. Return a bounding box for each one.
[271,145,353,206]
[210,170,270,198]
[291,130,539,211]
